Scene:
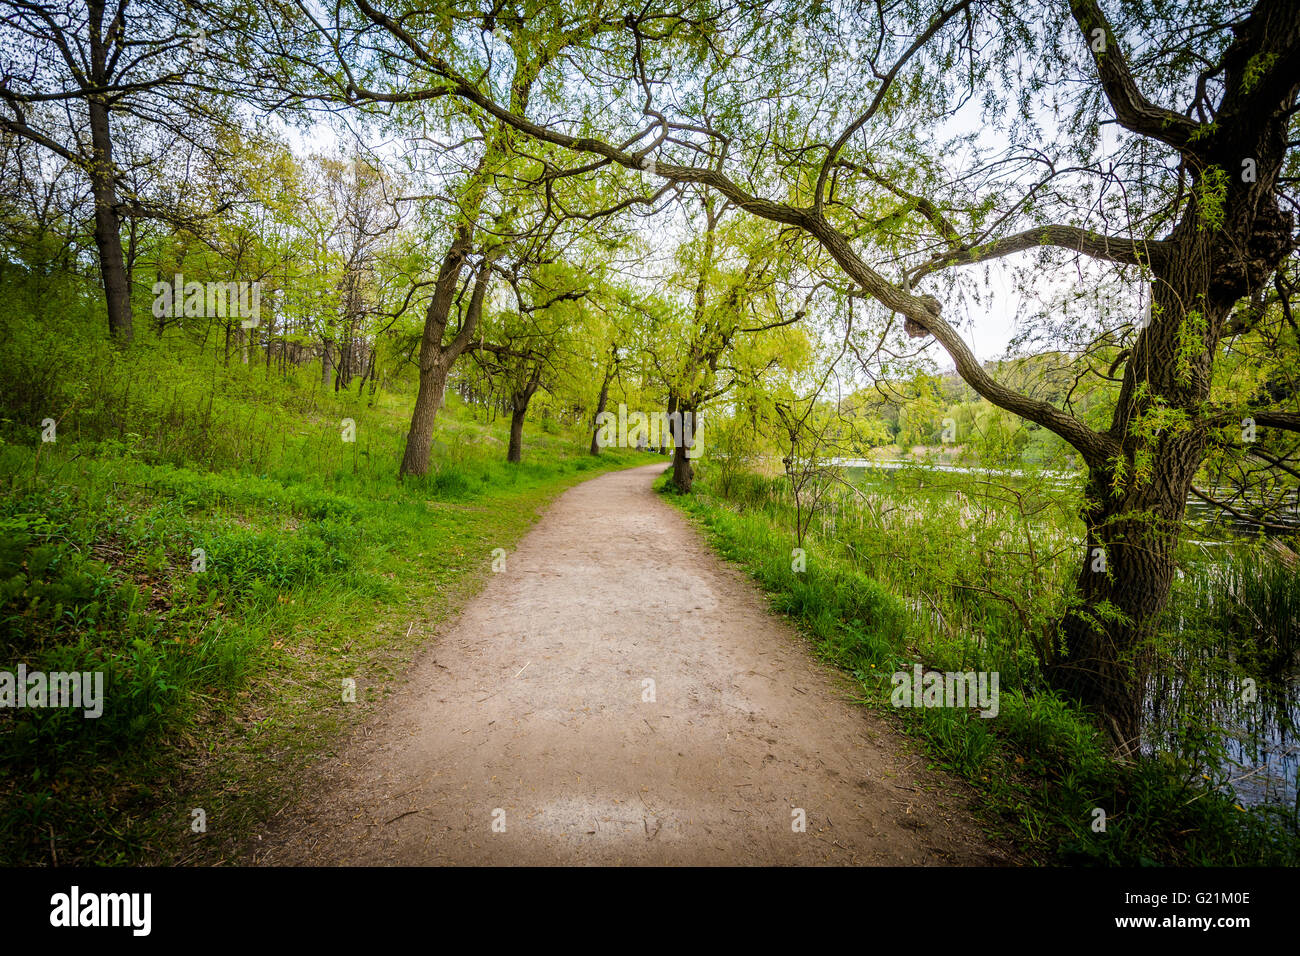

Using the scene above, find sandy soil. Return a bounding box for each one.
[253,463,1011,865]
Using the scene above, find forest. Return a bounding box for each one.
[1,0,1298,870]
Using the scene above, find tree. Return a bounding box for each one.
[307,152,404,389]
[589,342,620,456]
[470,253,594,463]
[643,189,815,491]
[0,0,266,343]
[310,0,1300,747]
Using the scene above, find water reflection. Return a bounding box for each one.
[1146,663,1299,808]
[839,459,1299,808]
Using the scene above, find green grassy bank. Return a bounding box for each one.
[0,307,643,864]
[662,468,1300,866]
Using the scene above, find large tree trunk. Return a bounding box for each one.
[87,97,132,344]
[506,370,541,465]
[1046,231,1229,748]
[670,400,695,492]
[1045,81,1293,746]
[399,231,495,478]
[589,361,612,455]
[507,404,527,463]
[1049,469,1191,750]
[402,360,452,475]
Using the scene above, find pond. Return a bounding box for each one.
[835,458,1299,809]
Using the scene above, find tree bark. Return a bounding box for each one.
[1048,462,1195,751]
[87,96,132,344]
[399,231,496,477]
[589,353,614,455]
[404,360,452,473]
[507,368,542,464]
[507,404,528,463]
[670,400,694,492]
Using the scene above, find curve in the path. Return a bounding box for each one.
[258,463,1009,865]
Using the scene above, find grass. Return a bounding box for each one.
[0,305,647,865]
[662,466,1300,866]
[4,277,1294,866]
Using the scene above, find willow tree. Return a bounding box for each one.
[469,254,595,463]
[311,0,1299,746]
[652,188,817,492]
[278,2,652,477]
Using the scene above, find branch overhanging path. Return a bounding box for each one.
[330,0,1132,469]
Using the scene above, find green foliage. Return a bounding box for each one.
[1240,52,1278,94]
[670,461,1300,865]
[3,0,1297,868]
[1195,166,1229,232]
[0,293,643,864]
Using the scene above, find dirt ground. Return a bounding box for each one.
[252,463,1013,865]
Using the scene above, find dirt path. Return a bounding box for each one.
[255,463,1010,865]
